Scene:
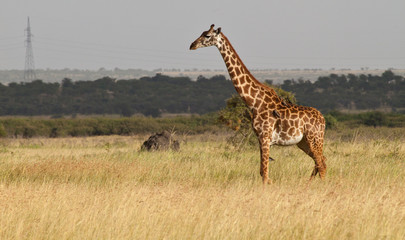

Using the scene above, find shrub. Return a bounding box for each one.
[23,127,36,138]
[0,115,224,138]
[361,112,388,127]
[0,124,7,137]
[324,114,338,129]
[218,95,258,149]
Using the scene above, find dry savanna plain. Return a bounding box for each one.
[0,127,404,239]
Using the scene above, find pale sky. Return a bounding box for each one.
[1,0,404,70]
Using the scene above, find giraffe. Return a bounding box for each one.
[190,24,327,184]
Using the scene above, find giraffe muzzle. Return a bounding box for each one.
[189,42,197,50]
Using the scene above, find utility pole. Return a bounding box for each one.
[24,17,36,80]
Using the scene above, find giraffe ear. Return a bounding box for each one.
[216,27,221,34]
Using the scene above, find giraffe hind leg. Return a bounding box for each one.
[310,167,319,179]
[297,137,326,180]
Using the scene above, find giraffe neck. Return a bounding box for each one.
[216,33,279,109]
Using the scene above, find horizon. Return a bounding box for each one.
[1,67,404,72]
[2,67,405,85]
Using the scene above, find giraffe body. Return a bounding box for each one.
[190,25,327,183]
[271,124,303,146]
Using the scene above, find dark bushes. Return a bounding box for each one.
[0,115,221,138]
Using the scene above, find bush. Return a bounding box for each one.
[324,114,338,129]
[0,115,224,138]
[361,112,388,127]
[0,124,7,137]
[218,95,257,149]
[23,127,36,138]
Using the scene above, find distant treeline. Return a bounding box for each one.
[0,74,234,117]
[277,70,405,112]
[0,70,404,117]
[0,68,158,84]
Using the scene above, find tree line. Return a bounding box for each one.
[0,70,404,117]
[0,74,235,117]
[277,70,404,112]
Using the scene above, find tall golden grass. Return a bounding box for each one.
[0,128,404,239]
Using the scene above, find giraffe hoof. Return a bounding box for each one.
[269,156,276,162]
[262,178,272,185]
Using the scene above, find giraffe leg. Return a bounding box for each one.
[297,137,327,180]
[310,167,319,179]
[319,155,327,179]
[259,137,272,184]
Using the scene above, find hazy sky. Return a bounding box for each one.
[1,0,404,70]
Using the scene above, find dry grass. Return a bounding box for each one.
[0,130,404,239]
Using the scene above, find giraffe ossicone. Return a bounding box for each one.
[190,24,327,184]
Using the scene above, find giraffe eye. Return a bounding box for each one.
[204,35,210,38]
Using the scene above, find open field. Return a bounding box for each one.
[0,128,404,239]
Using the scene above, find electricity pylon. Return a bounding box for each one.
[24,17,36,80]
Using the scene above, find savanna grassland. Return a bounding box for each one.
[0,128,404,239]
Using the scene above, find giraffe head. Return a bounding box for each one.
[190,24,222,50]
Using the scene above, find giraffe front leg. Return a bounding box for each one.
[259,137,272,184]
